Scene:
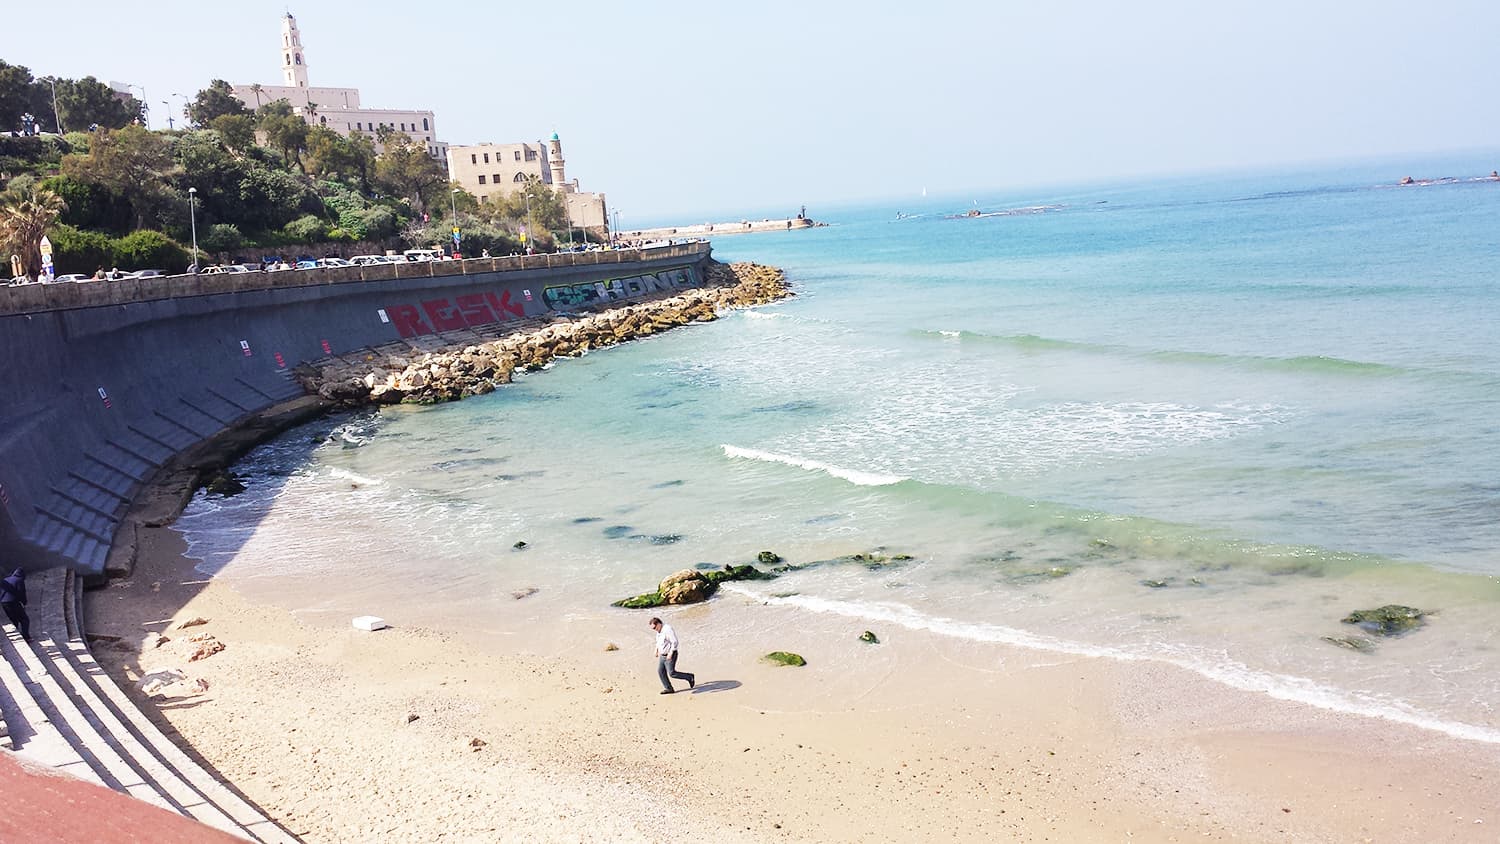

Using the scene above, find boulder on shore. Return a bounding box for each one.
[763,651,807,667]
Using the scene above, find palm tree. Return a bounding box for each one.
[250,83,264,108]
[0,185,67,279]
[303,101,319,124]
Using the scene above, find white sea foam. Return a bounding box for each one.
[743,311,785,320]
[720,444,908,486]
[326,467,385,486]
[937,330,962,338]
[721,586,1500,746]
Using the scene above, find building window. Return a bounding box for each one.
[514,151,521,161]
[295,54,302,65]
[513,173,527,182]
[285,54,291,65]
[493,173,501,183]
[357,122,363,130]
[483,153,490,164]
[478,175,487,185]
[422,118,429,131]
[425,136,430,142]
[525,149,537,161]
[471,154,477,164]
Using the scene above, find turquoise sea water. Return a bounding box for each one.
[178,155,1500,743]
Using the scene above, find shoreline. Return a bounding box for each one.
[75,264,1500,841]
[85,521,1500,842]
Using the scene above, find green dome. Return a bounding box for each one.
[550,131,560,141]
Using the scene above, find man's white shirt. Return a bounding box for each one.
[656,623,680,656]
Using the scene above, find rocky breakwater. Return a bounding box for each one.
[302,261,790,406]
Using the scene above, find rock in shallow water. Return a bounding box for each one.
[1341,605,1426,636]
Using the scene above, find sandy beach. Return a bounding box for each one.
[81,519,1499,843]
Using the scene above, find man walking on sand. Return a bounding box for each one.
[651,617,695,694]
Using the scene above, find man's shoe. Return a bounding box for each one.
[688,677,696,690]
[660,689,674,695]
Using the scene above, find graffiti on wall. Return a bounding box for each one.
[543,266,698,309]
[387,290,528,338]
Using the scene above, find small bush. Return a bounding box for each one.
[200,222,244,254]
[282,214,328,242]
[112,229,189,271]
[48,224,114,275]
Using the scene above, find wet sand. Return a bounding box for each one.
[82,522,1499,842]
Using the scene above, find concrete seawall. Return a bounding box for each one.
[0,244,713,575]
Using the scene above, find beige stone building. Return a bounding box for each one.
[446,134,608,229]
[231,13,446,160]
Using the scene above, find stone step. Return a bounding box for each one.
[65,573,296,843]
[0,627,99,784]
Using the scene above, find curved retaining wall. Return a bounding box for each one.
[0,243,713,574]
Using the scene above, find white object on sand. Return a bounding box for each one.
[352,616,389,632]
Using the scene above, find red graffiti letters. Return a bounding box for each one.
[388,289,528,338]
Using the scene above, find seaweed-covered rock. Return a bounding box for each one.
[1341,605,1425,636]
[704,564,777,585]
[859,631,879,644]
[611,591,664,609]
[1140,579,1171,589]
[1322,635,1376,653]
[659,569,716,604]
[612,563,779,609]
[763,651,807,667]
[203,471,247,497]
[757,550,783,564]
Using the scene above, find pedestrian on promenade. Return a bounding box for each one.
[1,568,30,642]
[650,617,694,695]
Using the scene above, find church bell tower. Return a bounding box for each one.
[282,13,310,88]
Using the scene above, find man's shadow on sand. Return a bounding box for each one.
[688,680,741,695]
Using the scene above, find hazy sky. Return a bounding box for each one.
[9,1,1498,221]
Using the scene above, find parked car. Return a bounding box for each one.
[124,269,163,279]
[294,260,319,270]
[403,249,440,262]
[202,264,256,274]
[53,273,90,283]
[349,255,389,266]
[317,257,352,267]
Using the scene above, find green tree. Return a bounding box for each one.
[189,80,248,127]
[40,174,128,232]
[61,125,176,229]
[236,165,317,232]
[0,183,66,277]
[0,61,48,133]
[305,126,375,188]
[256,100,308,171]
[209,113,256,152]
[372,126,445,215]
[55,76,139,130]
[487,174,567,235]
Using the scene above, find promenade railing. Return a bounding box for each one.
[0,242,712,317]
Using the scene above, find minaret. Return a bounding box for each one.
[548,132,568,190]
[281,13,310,88]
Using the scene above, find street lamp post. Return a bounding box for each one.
[524,191,534,254]
[612,209,621,246]
[128,84,148,128]
[187,187,199,272]
[43,77,63,133]
[172,93,189,128]
[449,188,460,257]
[564,195,574,250]
[160,101,174,131]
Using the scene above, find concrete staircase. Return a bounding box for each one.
[0,568,296,842]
